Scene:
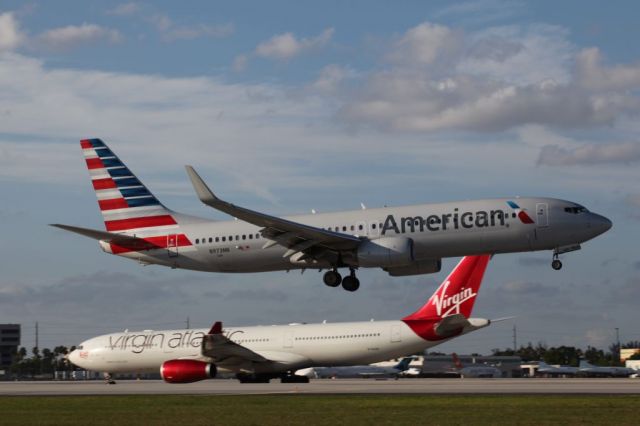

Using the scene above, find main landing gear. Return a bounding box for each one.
[323,268,360,292]
[551,254,562,270]
[103,372,116,385]
[280,374,310,384]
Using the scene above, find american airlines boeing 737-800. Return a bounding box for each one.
[68,255,496,384]
[53,139,611,291]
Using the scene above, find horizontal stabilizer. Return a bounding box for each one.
[50,224,169,252]
[51,224,138,243]
[434,314,470,337]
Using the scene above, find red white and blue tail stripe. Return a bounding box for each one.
[81,138,178,233]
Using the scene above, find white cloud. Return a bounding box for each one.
[434,0,526,23]
[107,2,140,16]
[148,13,234,41]
[163,23,234,41]
[576,47,640,91]
[340,22,640,133]
[0,12,24,51]
[0,52,352,202]
[37,23,123,50]
[537,142,640,166]
[309,64,356,93]
[255,28,334,60]
[387,22,461,66]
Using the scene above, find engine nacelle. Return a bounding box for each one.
[357,237,414,268]
[160,359,217,384]
[384,258,442,276]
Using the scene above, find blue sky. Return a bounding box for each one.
[0,1,639,355]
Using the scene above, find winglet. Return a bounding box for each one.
[185,166,219,205]
[207,321,223,335]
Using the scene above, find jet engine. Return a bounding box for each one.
[384,258,442,276]
[160,359,217,384]
[357,237,414,268]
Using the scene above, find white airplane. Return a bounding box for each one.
[578,360,636,377]
[301,356,417,379]
[535,361,579,377]
[53,138,612,291]
[451,352,501,378]
[68,255,497,384]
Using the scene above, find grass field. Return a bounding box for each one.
[2,395,638,425]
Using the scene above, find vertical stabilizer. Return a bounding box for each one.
[80,138,178,234]
[403,255,491,321]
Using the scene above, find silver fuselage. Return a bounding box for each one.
[108,197,611,273]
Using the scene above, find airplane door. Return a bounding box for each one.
[536,203,549,228]
[283,331,293,348]
[390,325,402,343]
[167,234,179,257]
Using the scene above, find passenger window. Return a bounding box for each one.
[249,234,253,239]
[195,239,199,244]
[358,225,363,230]
[209,238,213,243]
[242,235,246,240]
[372,224,376,229]
[222,236,226,242]
[350,225,355,231]
[215,237,219,242]
[342,226,347,231]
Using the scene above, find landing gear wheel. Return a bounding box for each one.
[551,259,562,270]
[281,375,310,383]
[342,276,360,292]
[237,374,271,383]
[323,270,342,287]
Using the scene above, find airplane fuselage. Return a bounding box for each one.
[69,319,488,375]
[106,197,610,274]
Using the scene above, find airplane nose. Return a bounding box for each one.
[591,214,612,235]
[67,350,78,365]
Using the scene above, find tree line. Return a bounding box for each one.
[7,346,76,377]
[491,341,640,366]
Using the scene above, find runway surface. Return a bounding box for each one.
[1,378,639,396]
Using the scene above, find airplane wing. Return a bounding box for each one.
[201,322,268,364]
[185,166,362,261]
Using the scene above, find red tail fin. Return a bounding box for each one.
[403,255,491,321]
[452,353,464,370]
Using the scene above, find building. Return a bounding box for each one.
[0,324,21,371]
[620,348,639,362]
[422,354,523,377]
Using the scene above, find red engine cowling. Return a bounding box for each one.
[160,359,217,384]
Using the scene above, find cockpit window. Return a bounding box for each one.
[564,206,588,214]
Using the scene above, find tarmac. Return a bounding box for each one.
[1,378,639,396]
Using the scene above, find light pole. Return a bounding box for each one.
[615,327,620,365]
